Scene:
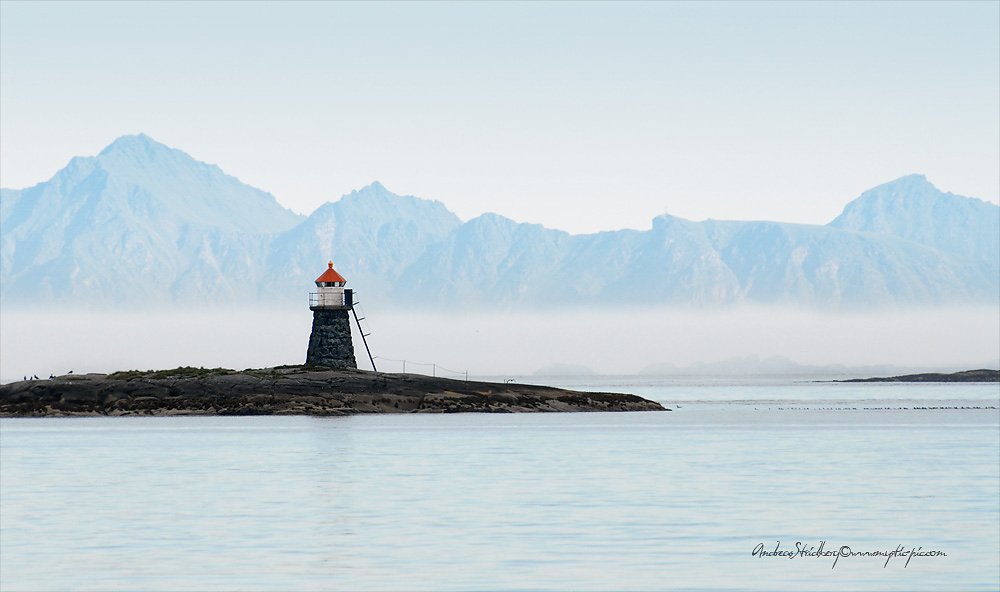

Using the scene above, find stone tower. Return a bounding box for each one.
[305,261,357,368]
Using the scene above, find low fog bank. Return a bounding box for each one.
[1,305,997,383]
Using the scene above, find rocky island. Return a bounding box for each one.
[0,366,666,417]
[836,369,999,383]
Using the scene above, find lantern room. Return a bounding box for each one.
[309,261,353,309]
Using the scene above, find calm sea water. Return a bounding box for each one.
[2,379,998,591]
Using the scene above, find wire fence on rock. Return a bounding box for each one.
[372,356,468,381]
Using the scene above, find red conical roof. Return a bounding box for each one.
[315,261,347,284]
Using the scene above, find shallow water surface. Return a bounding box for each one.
[1,381,998,591]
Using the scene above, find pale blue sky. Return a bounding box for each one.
[2,0,997,233]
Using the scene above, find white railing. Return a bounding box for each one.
[309,292,346,308]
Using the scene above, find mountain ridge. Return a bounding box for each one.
[2,134,997,309]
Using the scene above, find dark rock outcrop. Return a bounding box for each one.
[0,366,666,417]
[836,369,999,382]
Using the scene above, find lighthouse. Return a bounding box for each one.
[305,261,357,368]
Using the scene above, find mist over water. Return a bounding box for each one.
[2,306,996,383]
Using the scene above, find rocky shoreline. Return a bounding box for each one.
[0,366,666,417]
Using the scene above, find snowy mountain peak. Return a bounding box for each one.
[342,180,395,202]
[98,133,172,158]
[335,181,457,223]
[829,175,999,269]
[859,173,937,198]
[889,173,929,184]
[651,213,697,232]
[0,134,304,303]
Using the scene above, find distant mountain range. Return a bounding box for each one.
[2,134,997,309]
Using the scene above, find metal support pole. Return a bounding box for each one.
[351,306,377,372]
